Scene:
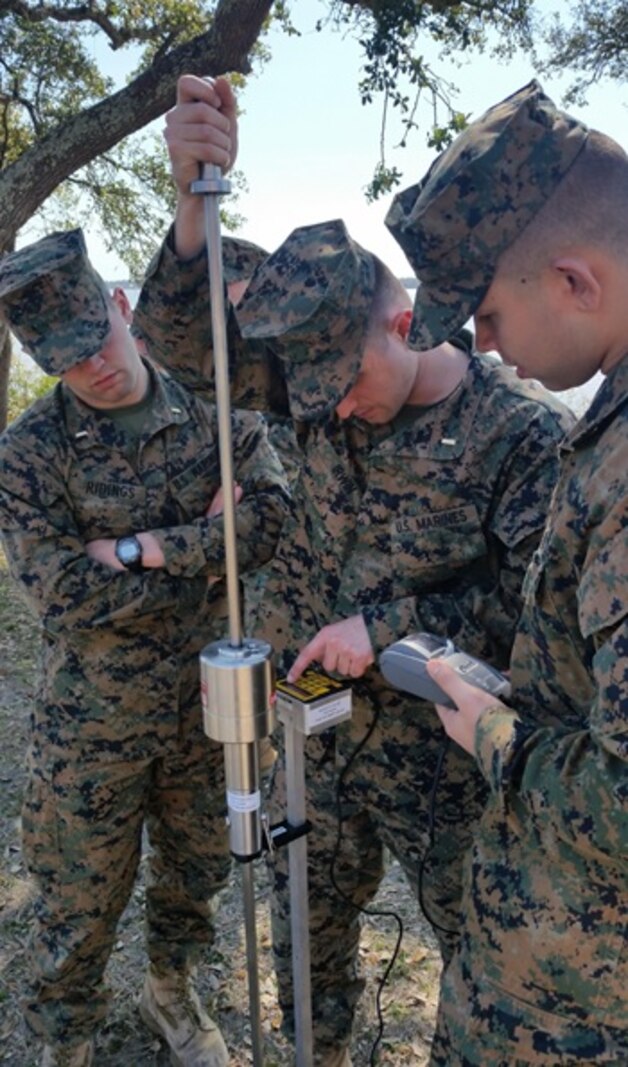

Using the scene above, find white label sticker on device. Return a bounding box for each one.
[227,790,261,813]
[308,695,352,728]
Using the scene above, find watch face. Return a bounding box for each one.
[116,536,142,568]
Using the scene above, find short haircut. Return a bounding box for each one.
[500,130,628,278]
[367,254,412,339]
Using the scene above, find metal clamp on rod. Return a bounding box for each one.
[266,817,313,852]
[190,168,231,197]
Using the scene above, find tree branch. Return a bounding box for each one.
[0,0,158,48]
[0,0,273,240]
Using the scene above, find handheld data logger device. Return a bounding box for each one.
[275,669,352,736]
[379,632,511,710]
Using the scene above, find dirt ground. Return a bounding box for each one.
[0,552,441,1066]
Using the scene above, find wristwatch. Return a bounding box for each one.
[114,534,144,573]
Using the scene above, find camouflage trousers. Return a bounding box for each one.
[266,699,489,1058]
[21,731,231,1045]
[430,939,628,1066]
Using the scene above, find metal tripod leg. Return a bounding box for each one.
[274,672,352,1064]
[284,719,314,1067]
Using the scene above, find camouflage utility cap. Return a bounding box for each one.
[0,228,111,376]
[235,219,376,421]
[385,79,589,348]
[222,236,268,285]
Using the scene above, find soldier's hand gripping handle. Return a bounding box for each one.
[164,74,238,196]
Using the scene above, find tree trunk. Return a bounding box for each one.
[0,321,10,432]
[0,233,15,431]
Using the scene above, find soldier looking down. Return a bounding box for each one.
[386,79,628,1066]
[0,228,289,1067]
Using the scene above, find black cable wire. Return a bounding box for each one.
[327,705,404,1066]
[416,736,458,938]
[326,714,457,1063]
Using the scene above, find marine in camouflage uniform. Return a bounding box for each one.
[385,80,628,1065]
[136,228,301,492]
[135,176,574,1064]
[0,229,289,1064]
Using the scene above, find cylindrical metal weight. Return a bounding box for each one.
[200,637,276,861]
[200,637,275,743]
[223,742,263,859]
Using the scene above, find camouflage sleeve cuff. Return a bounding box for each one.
[474,703,534,795]
[151,522,226,579]
[361,597,419,657]
[163,222,208,277]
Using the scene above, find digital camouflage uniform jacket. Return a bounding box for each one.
[0,361,288,763]
[434,355,628,1065]
[136,229,300,488]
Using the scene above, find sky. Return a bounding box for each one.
[87,0,628,283]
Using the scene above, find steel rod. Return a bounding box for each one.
[191,160,264,1065]
[242,861,264,1067]
[200,164,242,647]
